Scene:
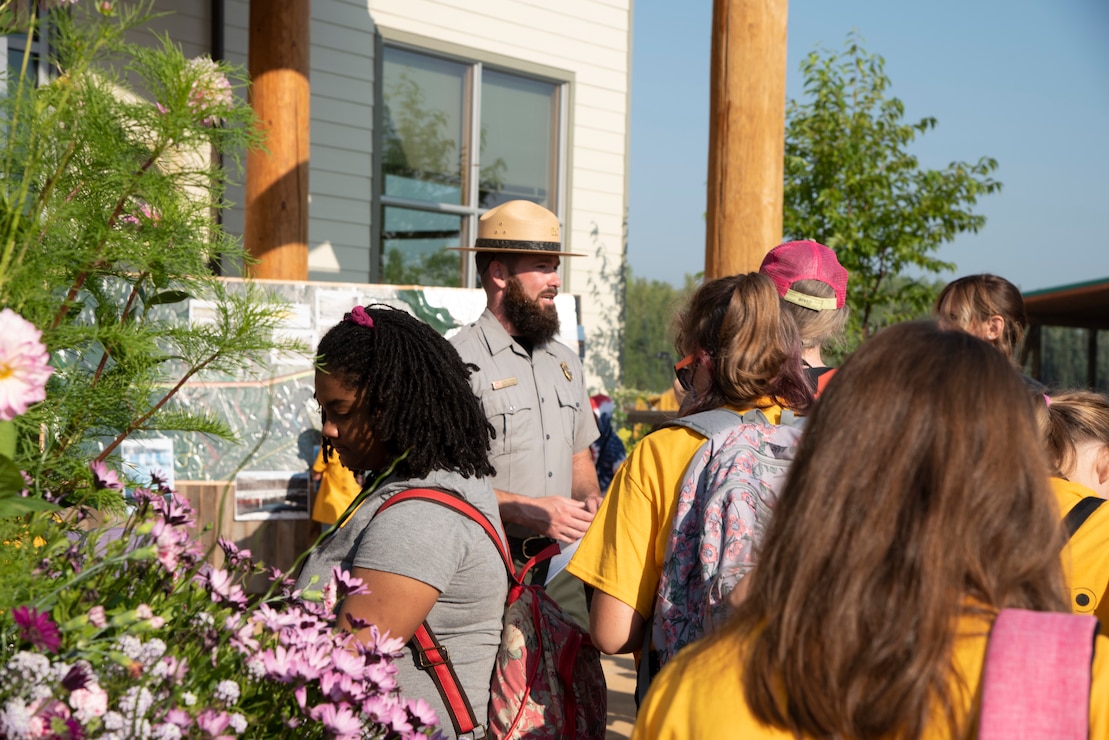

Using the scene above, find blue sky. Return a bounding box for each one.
[626,0,1109,293]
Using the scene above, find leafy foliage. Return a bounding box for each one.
[0,1,301,511]
[783,34,1002,341]
[621,268,696,393]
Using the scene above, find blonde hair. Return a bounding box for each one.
[1043,390,1109,478]
[934,274,1028,365]
[783,279,849,350]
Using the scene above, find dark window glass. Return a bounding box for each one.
[380,205,462,287]
[381,47,466,206]
[479,68,557,209]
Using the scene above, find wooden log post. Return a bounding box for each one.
[244,0,310,280]
[705,0,789,279]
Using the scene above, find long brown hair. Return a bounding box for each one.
[673,273,812,415]
[735,321,1066,739]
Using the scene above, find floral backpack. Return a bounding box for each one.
[639,407,802,702]
[376,489,607,740]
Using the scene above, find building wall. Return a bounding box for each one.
[156,0,632,392]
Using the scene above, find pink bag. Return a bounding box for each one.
[979,608,1098,739]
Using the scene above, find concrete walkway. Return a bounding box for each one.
[601,653,637,739]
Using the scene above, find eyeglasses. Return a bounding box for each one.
[674,353,698,392]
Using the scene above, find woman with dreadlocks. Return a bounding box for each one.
[295,305,508,737]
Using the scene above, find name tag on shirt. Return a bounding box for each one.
[491,377,518,391]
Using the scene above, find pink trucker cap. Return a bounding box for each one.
[759,240,848,311]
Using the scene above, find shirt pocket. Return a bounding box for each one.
[482,386,533,457]
[554,382,583,449]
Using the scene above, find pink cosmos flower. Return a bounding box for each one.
[11,605,61,653]
[0,309,53,422]
[330,567,368,599]
[307,703,362,740]
[406,698,439,730]
[89,461,124,490]
[196,708,230,736]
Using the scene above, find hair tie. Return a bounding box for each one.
[1043,394,1051,406]
[343,305,375,329]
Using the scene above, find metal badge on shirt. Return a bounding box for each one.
[560,362,572,381]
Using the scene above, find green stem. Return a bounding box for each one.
[264,451,409,603]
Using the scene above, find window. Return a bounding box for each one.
[1,12,50,92]
[377,43,565,287]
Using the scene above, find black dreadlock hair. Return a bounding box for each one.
[316,304,496,480]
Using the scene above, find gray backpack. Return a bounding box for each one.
[638,407,803,703]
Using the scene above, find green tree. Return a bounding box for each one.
[783,35,1001,341]
[621,269,696,392]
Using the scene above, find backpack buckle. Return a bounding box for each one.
[414,643,450,669]
[459,727,487,740]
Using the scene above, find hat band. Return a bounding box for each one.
[474,238,562,252]
[783,288,839,311]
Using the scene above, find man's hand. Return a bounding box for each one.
[497,491,595,543]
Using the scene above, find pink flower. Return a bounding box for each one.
[87,606,106,628]
[89,461,123,490]
[69,683,108,722]
[11,605,61,653]
[405,698,439,730]
[307,703,362,739]
[330,567,368,599]
[196,708,230,736]
[186,57,233,126]
[0,309,53,422]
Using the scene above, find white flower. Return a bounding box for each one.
[115,634,143,660]
[139,638,167,666]
[181,691,196,707]
[214,679,240,705]
[0,309,53,422]
[0,698,32,739]
[151,723,182,740]
[103,711,126,731]
[228,712,247,733]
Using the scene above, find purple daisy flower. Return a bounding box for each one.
[89,461,123,491]
[11,605,62,653]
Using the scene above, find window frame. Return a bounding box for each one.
[372,28,573,289]
[1,6,52,89]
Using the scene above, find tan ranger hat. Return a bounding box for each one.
[451,200,585,257]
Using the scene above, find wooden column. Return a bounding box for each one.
[244,0,310,280]
[704,0,789,279]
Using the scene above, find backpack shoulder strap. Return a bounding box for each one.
[979,608,1098,739]
[660,407,745,438]
[374,487,511,738]
[1064,496,1105,540]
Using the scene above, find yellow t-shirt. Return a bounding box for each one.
[310,448,363,525]
[1054,476,1109,627]
[567,403,785,620]
[634,613,1109,739]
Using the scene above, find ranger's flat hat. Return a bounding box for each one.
[451,200,585,257]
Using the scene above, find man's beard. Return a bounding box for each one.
[503,275,561,345]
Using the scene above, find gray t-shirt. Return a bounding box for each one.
[295,468,508,736]
[450,309,599,539]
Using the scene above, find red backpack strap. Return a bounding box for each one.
[375,488,512,738]
[979,608,1098,739]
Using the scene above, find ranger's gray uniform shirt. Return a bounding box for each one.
[451,309,599,539]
